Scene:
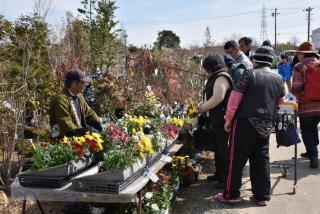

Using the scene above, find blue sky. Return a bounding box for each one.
[1,0,320,47]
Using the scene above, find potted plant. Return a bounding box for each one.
[19,132,103,177]
[143,172,173,214]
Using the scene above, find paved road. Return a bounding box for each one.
[172,130,320,214]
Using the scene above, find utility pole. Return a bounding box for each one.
[304,7,313,41]
[272,8,279,49]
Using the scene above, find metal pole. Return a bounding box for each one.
[272,8,279,49]
[306,7,313,41]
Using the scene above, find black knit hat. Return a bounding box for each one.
[202,54,224,72]
[252,46,274,65]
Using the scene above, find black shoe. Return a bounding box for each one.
[301,152,310,159]
[310,158,318,168]
[207,174,219,182]
[214,182,225,189]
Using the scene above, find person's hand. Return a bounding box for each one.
[224,120,232,132]
[198,103,205,113]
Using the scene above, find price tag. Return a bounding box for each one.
[147,171,159,183]
[160,155,173,163]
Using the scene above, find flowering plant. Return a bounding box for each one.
[31,133,103,170]
[160,124,180,139]
[127,90,162,118]
[143,172,173,213]
[171,155,189,173]
[101,140,140,171]
[101,124,139,171]
[186,98,198,118]
[169,117,184,128]
[103,123,131,147]
[62,132,104,157]
[132,131,154,157]
[101,126,156,171]
[118,114,152,135]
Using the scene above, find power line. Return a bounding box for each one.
[123,9,261,26]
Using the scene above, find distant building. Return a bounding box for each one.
[312,27,320,50]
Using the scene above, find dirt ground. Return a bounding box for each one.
[171,152,233,214]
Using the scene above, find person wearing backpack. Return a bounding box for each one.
[223,54,246,86]
[292,41,320,168]
[215,46,284,206]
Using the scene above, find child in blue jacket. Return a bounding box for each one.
[278,54,292,91]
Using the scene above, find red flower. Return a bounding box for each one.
[76,148,84,157]
[151,183,158,192]
[89,143,97,152]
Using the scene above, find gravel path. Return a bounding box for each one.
[171,152,236,214]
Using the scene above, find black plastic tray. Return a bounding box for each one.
[18,164,94,188]
[72,165,145,194]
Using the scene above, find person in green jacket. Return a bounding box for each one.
[50,69,102,138]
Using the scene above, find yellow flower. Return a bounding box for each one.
[96,141,103,151]
[87,132,104,151]
[92,132,102,139]
[171,117,184,127]
[62,136,70,144]
[73,136,85,145]
[85,134,94,141]
[177,156,185,160]
[79,136,86,144]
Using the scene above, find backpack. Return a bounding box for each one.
[229,63,246,85]
[303,61,320,101]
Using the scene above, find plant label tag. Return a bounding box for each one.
[161,155,173,163]
[147,171,159,183]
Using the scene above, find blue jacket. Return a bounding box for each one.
[278,62,292,81]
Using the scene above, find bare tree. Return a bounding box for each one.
[203,26,214,48]
[290,36,300,47]
[223,33,243,43]
[0,15,49,190]
[33,0,53,19]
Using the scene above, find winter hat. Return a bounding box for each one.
[252,46,274,65]
[202,54,225,72]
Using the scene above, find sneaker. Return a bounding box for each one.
[310,158,318,168]
[255,199,269,206]
[207,174,219,182]
[214,193,241,204]
[301,152,310,159]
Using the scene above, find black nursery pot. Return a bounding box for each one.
[93,150,104,164]
[21,159,33,172]
[143,127,151,135]
[177,132,186,141]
